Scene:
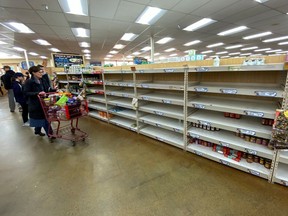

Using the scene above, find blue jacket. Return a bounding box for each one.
[12,81,26,104]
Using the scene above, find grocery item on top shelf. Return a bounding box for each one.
[224,112,241,119]
[243,57,265,66]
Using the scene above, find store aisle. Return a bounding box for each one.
[0,95,288,216]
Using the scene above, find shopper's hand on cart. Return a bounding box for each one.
[38,91,46,96]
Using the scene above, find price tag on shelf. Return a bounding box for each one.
[220,160,230,166]
[154,111,164,116]
[164,69,175,73]
[156,137,164,142]
[141,84,150,88]
[194,150,203,156]
[228,66,241,71]
[219,142,230,147]
[194,87,208,92]
[128,83,134,87]
[173,128,180,133]
[198,120,211,127]
[244,110,264,118]
[245,149,258,155]
[119,83,125,86]
[122,94,129,98]
[220,89,238,94]
[162,100,172,104]
[189,133,200,138]
[142,96,149,101]
[139,70,144,73]
[248,169,260,176]
[192,104,206,109]
[195,67,209,72]
[281,180,288,187]
[237,128,256,136]
[255,91,277,97]
[129,128,136,132]
[121,70,127,74]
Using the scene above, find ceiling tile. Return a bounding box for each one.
[114,1,146,22]
[90,0,120,19]
[5,8,45,24]
[28,24,55,34]
[50,26,73,36]
[37,11,69,26]
[172,0,211,14]
[25,0,62,12]
[149,0,182,10]
[0,0,32,9]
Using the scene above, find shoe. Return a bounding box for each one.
[22,122,30,127]
[35,132,46,136]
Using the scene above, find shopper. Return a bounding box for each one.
[12,73,29,126]
[24,66,52,136]
[37,65,52,92]
[1,66,16,112]
[24,71,30,80]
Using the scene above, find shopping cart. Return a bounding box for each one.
[38,92,88,146]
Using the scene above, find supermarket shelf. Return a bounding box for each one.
[135,67,186,74]
[86,88,104,94]
[188,110,272,139]
[188,82,283,98]
[56,72,67,75]
[138,92,184,106]
[89,111,108,122]
[106,90,135,98]
[109,109,136,120]
[274,163,288,186]
[279,151,288,165]
[140,114,184,133]
[58,80,68,84]
[110,116,138,132]
[188,96,277,119]
[83,71,102,74]
[104,69,133,74]
[68,80,81,84]
[188,128,273,159]
[67,73,82,75]
[87,95,106,103]
[187,144,270,179]
[88,102,107,111]
[84,80,103,85]
[136,82,184,91]
[105,80,134,87]
[107,98,133,109]
[139,103,184,120]
[140,126,184,148]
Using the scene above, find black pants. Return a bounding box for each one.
[19,103,28,123]
[34,120,53,136]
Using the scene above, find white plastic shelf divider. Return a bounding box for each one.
[138,92,184,106]
[105,80,134,88]
[188,96,277,119]
[188,110,272,139]
[274,163,288,186]
[87,95,106,103]
[188,128,273,159]
[89,111,108,122]
[107,98,133,109]
[88,102,107,111]
[139,103,184,120]
[109,109,137,120]
[136,82,184,91]
[135,67,186,74]
[106,90,135,98]
[140,126,184,148]
[187,144,270,179]
[279,151,288,164]
[109,116,138,132]
[140,114,184,133]
[191,64,285,72]
[188,82,283,98]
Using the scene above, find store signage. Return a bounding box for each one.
[244,110,264,117]
[255,91,277,97]
[194,87,208,92]
[52,53,84,68]
[21,61,34,70]
[220,160,230,166]
[237,128,256,136]
[248,169,260,176]
[220,89,238,94]
[245,148,258,155]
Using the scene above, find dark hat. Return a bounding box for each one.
[14,72,24,78]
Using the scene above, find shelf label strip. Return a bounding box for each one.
[194,87,208,92]
[220,159,230,166]
[154,111,164,116]
[195,67,209,72]
[219,142,230,147]
[192,104,206,109]
[244,110,264,117]
[194,150,203,156]
[237,128,256,136]
[141,84,149,88]
[220,89,238,94]
[245,148,258,156]
[248,169,260,176]
[162,100,172,104]
[164,69,175,73]
[255,91,277,97]
[142,96,149,100]
[189,133,200,138]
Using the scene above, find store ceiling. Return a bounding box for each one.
[0,0,288,62]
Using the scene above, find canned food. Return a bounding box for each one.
[250,137,256,143]
[256,138,262,145]
[230,113,235,118]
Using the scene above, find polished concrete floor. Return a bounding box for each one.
[1,95,288,216]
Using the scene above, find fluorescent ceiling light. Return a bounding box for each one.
[141,46,151,51]
[49,48,61,52]
[266,49,282,53]
[79,42,90,48]
[33,39,51,46]
[243,31,272,40]
[121,33,138,41]
[207,42,224,48]
[165,48,176,52]
[169,53,177,57]
[218,26,248,36]
[106,54,113,57]
[225,45,243,49]
[156,37,173,44]
[29,52,38,56]
[240,53,251,56]
[13,47,26,51]
[58,0,88,16]
[133,52,140,55]
[263,36,288,43]
[229,52,241,55]
[277,51,288,54]
[279,41,288,45]
[0,41,8,45]
[0,52,22,59]
[216,51,228,55]
[109,50,118,54]
[84,54,91,57]
[184,40,201,46]
[241,46,258,51]
[114,44,125,49]
[86,57,91,60]
[154,53,160,56]
[254,0,269,3]
[201,50,213,54]
[71,28,90,38]
[183,18,216,31]
[135,6,166,25]
[1,22,34,33]
[126,55,133,58]
[82,49,90,53]
[40,56,47,59]
[254,48,271,52]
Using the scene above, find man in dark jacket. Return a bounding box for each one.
[1,66,16,112]
[12,73,29,126]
